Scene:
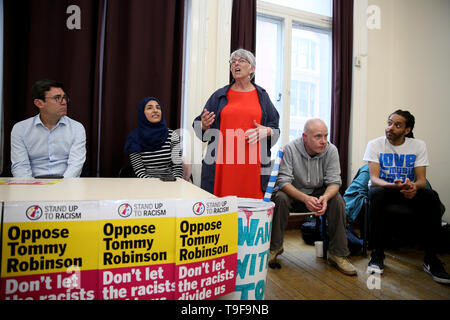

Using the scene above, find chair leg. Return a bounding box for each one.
[322,214,328,259]
[363,198,368,257]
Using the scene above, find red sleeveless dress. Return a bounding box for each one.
[213,89,263,199]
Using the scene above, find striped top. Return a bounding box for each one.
[129,129,183,178]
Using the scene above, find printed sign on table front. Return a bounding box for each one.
[1,197,239,301]
[0,201,99,300]
[175,197,238,300]
[97,200,176,300]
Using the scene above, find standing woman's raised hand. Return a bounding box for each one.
[201,108,215,130]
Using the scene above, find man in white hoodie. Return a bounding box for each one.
[269,119,356,276]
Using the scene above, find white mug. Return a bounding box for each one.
[314,241,323,258]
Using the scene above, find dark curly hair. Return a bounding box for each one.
[31,79,65,103]
[390,109,415,138]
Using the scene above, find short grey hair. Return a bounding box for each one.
[230,49,256,81]
[304,118,327,134]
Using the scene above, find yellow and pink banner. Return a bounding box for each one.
[0,198,237,300]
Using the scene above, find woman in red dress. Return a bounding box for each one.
[193,49,280,199]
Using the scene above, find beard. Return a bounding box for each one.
[386,130,405,143]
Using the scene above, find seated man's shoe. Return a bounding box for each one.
[327,251,357,276]
[268,247,284,269]
[424,256,450,285]
[367,250,385,275]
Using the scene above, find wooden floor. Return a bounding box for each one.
[265,229,450,300]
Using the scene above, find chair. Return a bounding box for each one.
[182,157,193,182]
[80,163,90,177]
[344,164,439,257]
[0,162,12,177]
[344,164,370,257]
[362,198,369,257]
[264,148,328,259]
[361,198,423,257]
[118,162,136,178]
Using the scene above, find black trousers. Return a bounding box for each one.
[368,187,442,257]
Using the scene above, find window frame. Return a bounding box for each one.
[257,0,332,146]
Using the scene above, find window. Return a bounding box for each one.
[261,0,332,17]
[256,0,332,150]
[292,37,317,71]
[256,15,283,154]
[290,81,316,118]
[290,24,331,142]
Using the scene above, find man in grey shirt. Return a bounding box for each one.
[269,119,356,276]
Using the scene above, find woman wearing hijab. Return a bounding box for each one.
[124,97,183,179]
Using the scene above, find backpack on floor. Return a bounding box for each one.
[300,216,321,245]
[300,217,363,255]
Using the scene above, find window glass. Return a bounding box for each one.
[257,1,332,152]
[261,0,332,17]
[290,26,331,140]
[256,15,283,155]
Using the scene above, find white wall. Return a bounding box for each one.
[350,0,450,222]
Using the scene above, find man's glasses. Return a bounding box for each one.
[45,94,70,104]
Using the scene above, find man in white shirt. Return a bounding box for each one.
[11,79,86,178]
[363,109,449,284]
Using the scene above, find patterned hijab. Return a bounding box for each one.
[124,97,169,154]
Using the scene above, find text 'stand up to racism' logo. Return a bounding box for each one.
[26,205,43,221]
[192,202,205,216]
[118,203,132,218]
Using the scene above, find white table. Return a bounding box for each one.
[0,178,214,202]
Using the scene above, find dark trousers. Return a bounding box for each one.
[271,187,350,257]
[368,187,442,257]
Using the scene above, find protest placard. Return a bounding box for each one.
[1,197,239,300]
[175,197,238,300]
[0,201,99,300]
[98,200,176,300]
[222,198,274,300]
